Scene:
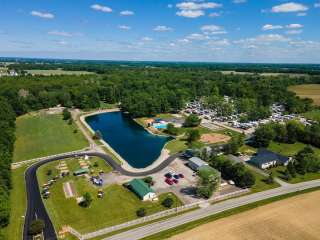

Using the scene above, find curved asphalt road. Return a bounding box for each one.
[23,151,182,240]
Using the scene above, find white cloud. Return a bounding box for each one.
[30,11,54,19]
[176,10,204,18]
[178,38,191,43]
[118,25,131,30]
[233,0,247,4]
[91,4,112,13]
[201,25,227,34]
[297,12,307,16]
[153,25,173,32]
[186,33,209,40]
[209,12,221,17]
[176,2,222,10]
[235,34,290,45]
[141,37,153,41]
[48,31,73,37]
[207,39,230,46]
[262,24,283,31]
[271,2,308,13]
[315,2,320,8]
[286,29,303,35]
[56,40,68,46]
[286,23,303,29]
[120,10,134,16]
[168,4,173,8]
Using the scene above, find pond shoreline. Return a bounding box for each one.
[80,109,176,173]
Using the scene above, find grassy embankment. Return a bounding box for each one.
[0,166,28,240]
[142,187,320,240]
[37,158,182,234]
[13,112,88,162]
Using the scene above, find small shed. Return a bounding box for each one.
[128,179,157,201]
[188,157,208,171]
[73,169,89,176]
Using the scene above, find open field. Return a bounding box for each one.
[303,110,320,122]
[268,165,320,184]
[288,84,320,106]
[221,71,308,77]
[170,190,320,240]
[268,141,320,157]
[37,158,182,234]
[0,166,28,240]
[13,112,88,162]
[26,69,94,76]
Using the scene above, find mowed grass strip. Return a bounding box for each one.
[37,158,182,234]
[13,112,88,162]
[288,84,320,106]
[0,166,28,240]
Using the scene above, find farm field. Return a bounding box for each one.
[13,112,88,162]
[288,84,320,106]
[170,190,320,240]
[37,158,182,234]
[26,69,94,75]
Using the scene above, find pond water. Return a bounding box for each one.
[85,112,172,168]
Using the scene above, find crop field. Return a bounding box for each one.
[170,190,320,240]
[13,112,88,162]
[26,69,94,76]
[288,84,320,106]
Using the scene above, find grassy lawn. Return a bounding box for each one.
[13,112,88,162]
[37,158,182,234]
[268,166,320,184]
[288,84,320,106]
[268,141,320,157]
[26,69,94,76]
[142,187,320,240]
[239,145,257,155]
[0,166,28,240]
[249,170,280,193]
[303,110,320,122]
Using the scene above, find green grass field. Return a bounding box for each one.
[268,141,320,157]
[288,84,320,106]
[249,169,280,193]
[303,110,320,122]
[37,158,182,234]
[26,69,94,76]
[13,112,88,162]
[0,166,28,240]
[268,166,320,184]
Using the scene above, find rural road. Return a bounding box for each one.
[23,151,181,240]
[104,179,320,240]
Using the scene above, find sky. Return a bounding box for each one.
[0,0,320,63]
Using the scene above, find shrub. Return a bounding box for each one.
[162,197,174,208]
[28,219,45,235]
[136,208,146,217]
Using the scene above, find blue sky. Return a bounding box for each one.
[1,0,320,63]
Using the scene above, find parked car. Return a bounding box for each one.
[173,174,180,179]
[165,178,174,185]
[165,173,172,178]
[173,179,179,184]
[178,173,184,178]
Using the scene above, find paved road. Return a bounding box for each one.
[105,180,320,240]
[23,151,181,240]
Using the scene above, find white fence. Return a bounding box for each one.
[68,189,249,239]
[11,149,89,169]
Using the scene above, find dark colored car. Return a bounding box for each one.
[165,178,173,185]
[173,174,180,179]
[172,179,179,184]
[165,173,172,178]
[178,173,184,178]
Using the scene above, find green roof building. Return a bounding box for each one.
[128,179,157,201]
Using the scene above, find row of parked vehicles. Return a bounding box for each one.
[164,172,184,185]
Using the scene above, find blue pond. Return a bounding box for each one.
[85,112,172,168]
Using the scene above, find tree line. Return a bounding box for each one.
[0,98,16,234]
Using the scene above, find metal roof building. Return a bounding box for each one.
[128,179,157,201]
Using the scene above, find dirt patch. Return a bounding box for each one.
[171,190,320,240]
[63,181,76,198]
[200,133,231,144]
